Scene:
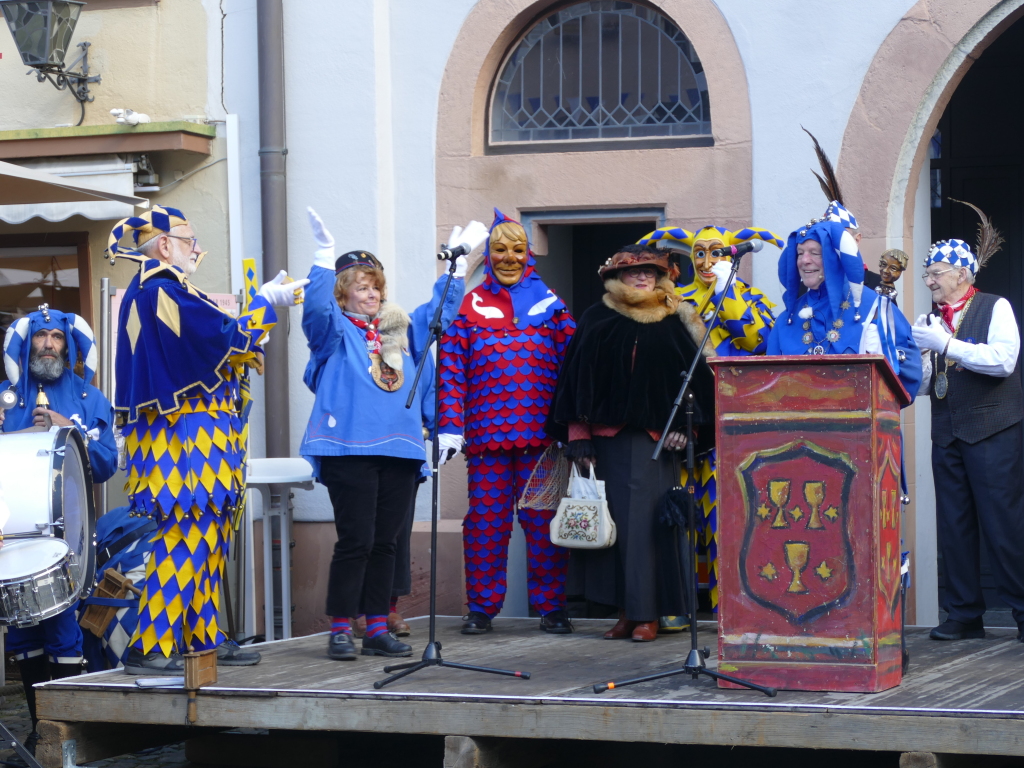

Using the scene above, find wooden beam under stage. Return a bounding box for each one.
[33,618,1024,765]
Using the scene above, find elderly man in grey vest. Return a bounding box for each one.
[913,217,1024,644]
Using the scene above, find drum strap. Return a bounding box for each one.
[97,521,159,569]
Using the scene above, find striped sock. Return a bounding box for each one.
[331,617,351,636]
[365,615,388,638]
[389,596,399,614]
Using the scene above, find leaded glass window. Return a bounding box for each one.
[490,1,710,145]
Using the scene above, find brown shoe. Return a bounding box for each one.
[351,616,366,638]
[388,612,411,637]
[632,621,658,642]
[604,612,638,640]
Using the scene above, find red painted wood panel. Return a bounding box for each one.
[712,355,907,693]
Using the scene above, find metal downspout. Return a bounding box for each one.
[257,0,290,639]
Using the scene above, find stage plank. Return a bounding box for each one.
[34,618,1024,758]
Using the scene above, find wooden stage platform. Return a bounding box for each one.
[33,618,1024,766]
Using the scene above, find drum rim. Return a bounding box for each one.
[51,426,97,596]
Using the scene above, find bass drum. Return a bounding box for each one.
[0,427,96,626]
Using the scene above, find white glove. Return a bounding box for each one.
[454,255,468,279]
[910,314,951,353]
[861,322,882,354]
[307,207,334,248]
[259,270,311,307]
[438,433,464,465]
[308,207,335,269]
[450,220,489,254]
[710,260,733,295]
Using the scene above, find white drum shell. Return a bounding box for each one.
[0,427,96,626]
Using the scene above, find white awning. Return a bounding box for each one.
[0,155,148,224]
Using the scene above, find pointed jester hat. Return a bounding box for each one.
[105,205,198,266]
[637,225,784,282]
[4,304,98,401]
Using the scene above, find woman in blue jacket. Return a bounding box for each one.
[300,208,468,661]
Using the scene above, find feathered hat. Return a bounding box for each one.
[927,199,1004,275]
[804,127,859,231]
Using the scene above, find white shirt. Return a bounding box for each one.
[919,296,1019,394]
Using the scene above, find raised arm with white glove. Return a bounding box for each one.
[259,270,310,307]
[308,207,336,270]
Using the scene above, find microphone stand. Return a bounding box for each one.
[593,253,776,697]
[374,253,530,689]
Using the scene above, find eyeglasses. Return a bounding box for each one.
[165,234,199,251]
[921,268,956,282]
[621,267,658,278]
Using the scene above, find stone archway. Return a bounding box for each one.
[434,0,756,276]
[836,0,1024,624]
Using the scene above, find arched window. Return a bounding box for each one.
[490,2,710,145]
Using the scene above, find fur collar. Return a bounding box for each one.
[376,301,410,370]
[602,277,710,357]
[602,277,679,323]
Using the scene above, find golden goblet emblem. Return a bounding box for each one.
[769,480,791,529]
[784,542,811,594]
[804,481,825,530]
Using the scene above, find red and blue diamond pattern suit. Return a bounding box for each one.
[439,286,575,617]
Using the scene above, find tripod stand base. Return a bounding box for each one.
[374,641,531,689]
[593,646,777,698]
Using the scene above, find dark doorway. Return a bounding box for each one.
[929,15,1024,627]
[536,221,657,317]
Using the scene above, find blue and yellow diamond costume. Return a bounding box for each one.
[637,225,782,608]
[108,206,276,657]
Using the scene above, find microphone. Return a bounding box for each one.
[711,240,764,259]
[437,243,471,261]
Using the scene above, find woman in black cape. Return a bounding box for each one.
[549,244,715,641]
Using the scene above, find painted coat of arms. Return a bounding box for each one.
[736,441,857,624]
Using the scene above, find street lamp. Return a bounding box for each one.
[0,1,100,124]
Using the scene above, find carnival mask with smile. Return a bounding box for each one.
[489,222,530,286]
[692,237,728,286]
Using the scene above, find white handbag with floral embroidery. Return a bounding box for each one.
[549,464,617,549]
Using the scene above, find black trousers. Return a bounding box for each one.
[391,481,422,598]
[322,455,420,618]
[933,421,1024,626]
[572,428,679,622]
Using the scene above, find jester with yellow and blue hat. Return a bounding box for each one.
[107,205,307,675]
[635,224,781,622]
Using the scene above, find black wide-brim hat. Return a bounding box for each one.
[335,250,383,274]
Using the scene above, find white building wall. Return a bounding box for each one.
[715,0,917,302]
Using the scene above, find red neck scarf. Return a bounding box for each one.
[344,313,381,355]
[938,285,977,332]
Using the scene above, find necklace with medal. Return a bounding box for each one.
[801,296,851,355]
[934,293,975,400]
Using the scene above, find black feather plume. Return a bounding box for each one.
[802,126,844,206]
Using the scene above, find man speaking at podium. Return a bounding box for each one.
[0,304,117,755]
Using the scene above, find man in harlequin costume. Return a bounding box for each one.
[437,209,576,635]
[107,205,308,674]
[634,225,781,630]
[0,305,117,754]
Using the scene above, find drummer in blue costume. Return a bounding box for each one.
[107,205,307,674]
[768,217,922,401]
[0,304,117,752]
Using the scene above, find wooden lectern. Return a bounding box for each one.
[711,355,910,693]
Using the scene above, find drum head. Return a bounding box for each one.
[56,430,95,593]
[0,539,69,580]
